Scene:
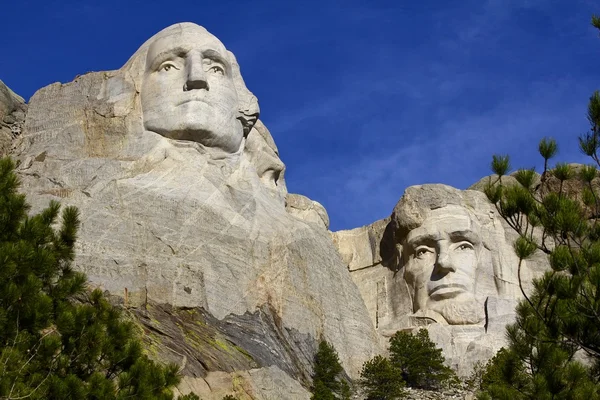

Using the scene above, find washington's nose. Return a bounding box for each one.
[434,246,457,273]
[184,53,209,91]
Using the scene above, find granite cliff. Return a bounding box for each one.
[0,22,553,399]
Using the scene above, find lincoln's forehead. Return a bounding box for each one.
[406,206,479,244]
[146,24,228,65]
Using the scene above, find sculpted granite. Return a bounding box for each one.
[141,24,256,156]
[402,205,485,325]
[12,22,379,398]
[332,184,549,376]
[4,21,554,395]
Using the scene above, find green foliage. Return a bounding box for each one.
[478,341,599,400]
[513,236,537,260]
[359,355,405,400]
[580,164,598,183]
[491,154,511,177]
[513,168,537,190]
[311,340,351,400]
[312,380,336,400]
[178,394,201,400]
[0,157,191,399]
[339,380,351,400]
[539,137,558,161]
[388,329,456,390]
[221,396,237,400]
[478,348,529,400]
[479,19,600,397]
[580,91,600,161]
[552,162,574,181]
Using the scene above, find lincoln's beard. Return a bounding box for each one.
[428,295,485,325]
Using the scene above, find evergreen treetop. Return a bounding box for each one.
[0,156,192,399]
[477,15,600,400]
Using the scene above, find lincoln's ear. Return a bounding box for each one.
[228,51,259,136]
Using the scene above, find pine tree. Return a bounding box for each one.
[311,340,351,400]
[0,157,191,399]
[477,15,600,399]
[388,329,455,390]
[359,355,405,400]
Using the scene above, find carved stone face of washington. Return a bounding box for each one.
[141,23,244,155]
[402,205,484,325]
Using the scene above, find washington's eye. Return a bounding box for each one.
[209,65,225,75]
[160,62,179,72]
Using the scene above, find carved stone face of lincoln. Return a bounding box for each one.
[141,24,243,155]
[403,205,484,325]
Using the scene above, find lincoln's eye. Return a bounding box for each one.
[415,247,431,258]
[457,242,473,251]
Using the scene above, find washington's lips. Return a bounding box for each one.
[177,97,209,106]
[428,283,468,296]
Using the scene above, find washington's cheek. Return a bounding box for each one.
[208,81,238,108]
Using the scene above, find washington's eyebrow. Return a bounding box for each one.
[147,46,188,71]
[147,46,231,73]
[202,49,231,73]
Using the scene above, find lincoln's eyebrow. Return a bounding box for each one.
[449,230,480,244]
[406,232,439,248]
[147,46,188,71]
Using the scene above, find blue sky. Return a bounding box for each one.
[1,0,599,231]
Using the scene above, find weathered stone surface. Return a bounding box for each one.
[468,173,538,192]
[176,366,310,399]
[12,22,380,394]
[120,300,314,398]
[0,80,26,157]
[333,184,549,375]
[286,193,330,230]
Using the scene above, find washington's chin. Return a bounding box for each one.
[144,120,243,154]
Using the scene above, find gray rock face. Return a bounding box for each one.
[125,301,313,399]
[333,184,549,376]
[12,22,380,396]
[286,193,330,230]
[0,80,27,157]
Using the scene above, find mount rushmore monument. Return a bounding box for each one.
[0,22,550,398]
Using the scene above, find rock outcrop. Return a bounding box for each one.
[0,79,26,157]
[9,22,380,398]
[1,20,564,398]
[333,184,549,376]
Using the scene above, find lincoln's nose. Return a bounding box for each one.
[184,52,209,91]
[434,245,457,273]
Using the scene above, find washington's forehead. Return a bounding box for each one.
[147,25,227,61]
